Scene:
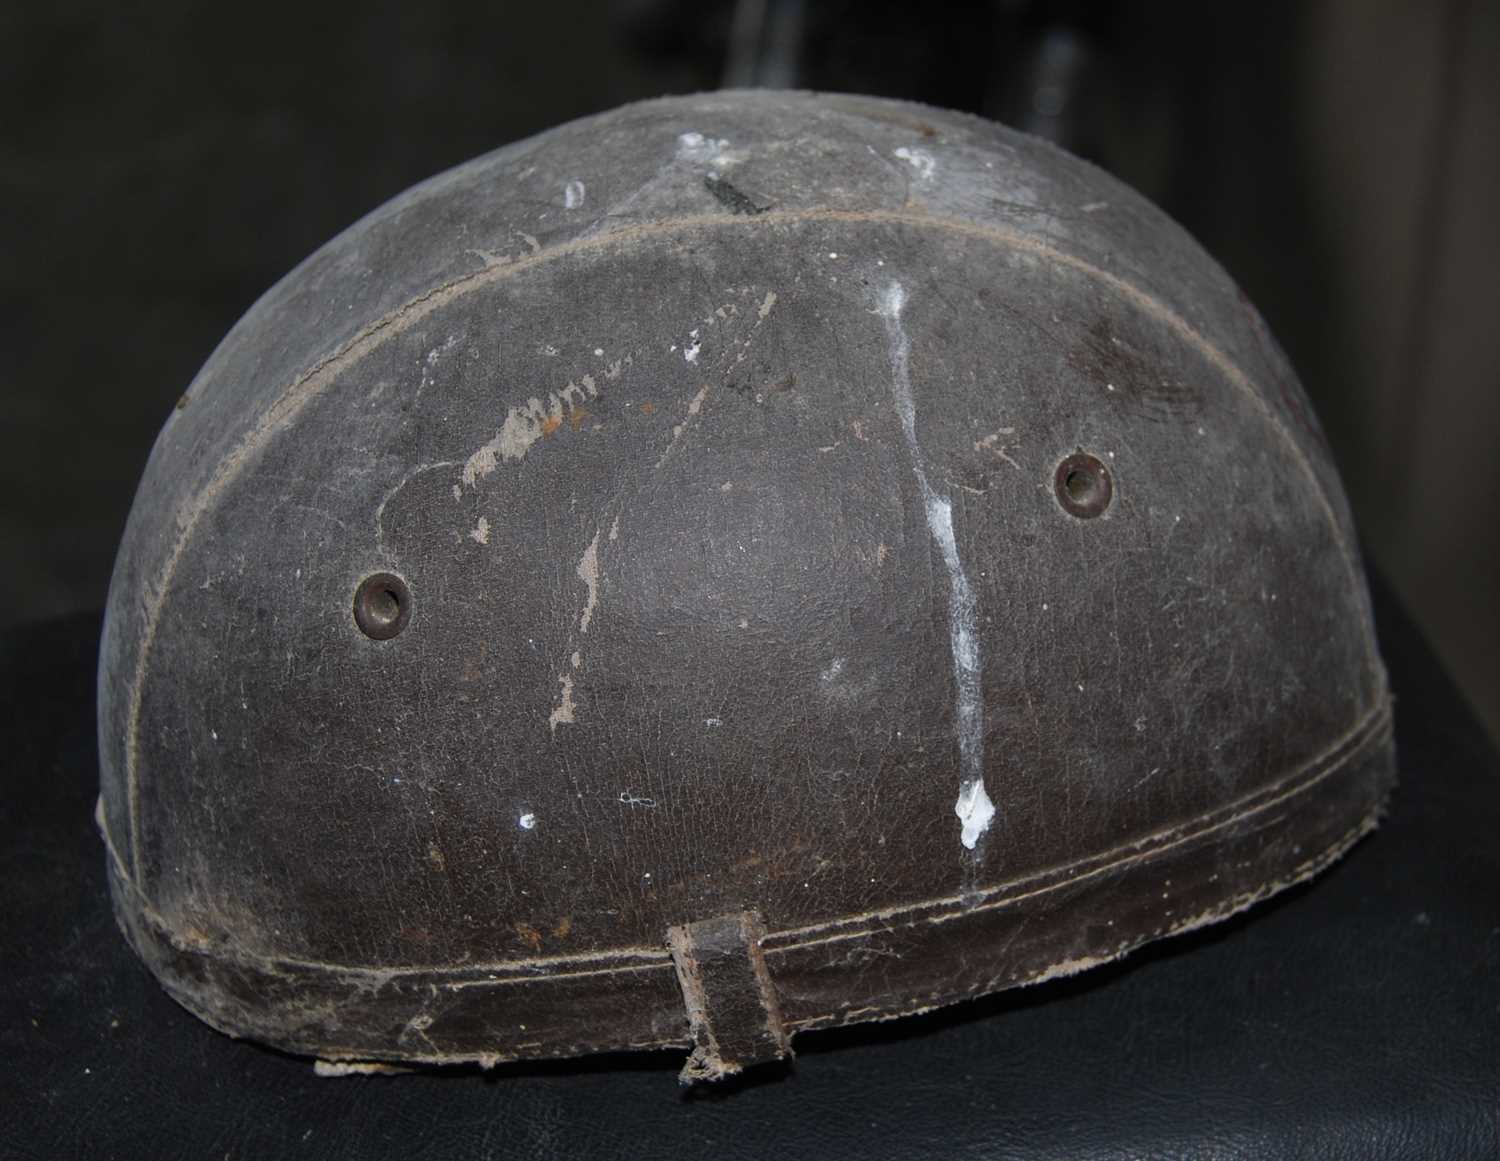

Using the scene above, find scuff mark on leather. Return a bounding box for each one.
[462,374,600,488]
[704,174,771,215]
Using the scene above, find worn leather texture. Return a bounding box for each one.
[6,575,1496,1159]
[96,91,1393,1068]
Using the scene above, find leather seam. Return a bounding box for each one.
[113,697,1391,985]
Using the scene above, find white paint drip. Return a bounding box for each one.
[548,674,576,732]
[546,529,605,732]
[563,180,586,209]
[660,383,712,465]
[954,778,997,850]
[894,146,936,182]
[576,531,601,633]
[877,282,995,851]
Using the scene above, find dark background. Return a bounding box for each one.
[3,0,1497,740]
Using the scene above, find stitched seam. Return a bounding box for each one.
[782,812,1381,1034]
[114,699,1390,984]
[774,710,1390,954]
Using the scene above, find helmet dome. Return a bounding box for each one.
[99,91,1394,1080]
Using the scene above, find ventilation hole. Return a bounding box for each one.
[1054,453,1113,519]
[353,572,411,640]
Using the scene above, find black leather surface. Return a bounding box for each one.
[4,574,1497,1159]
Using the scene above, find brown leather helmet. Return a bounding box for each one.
[98,91,1394,1082]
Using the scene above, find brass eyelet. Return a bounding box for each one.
[353,572,411,640]
[1054,453,1113,519]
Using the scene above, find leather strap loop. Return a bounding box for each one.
[667,911,791,1083]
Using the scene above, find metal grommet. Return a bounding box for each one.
[1054,453,1113,519]
[353,572,411,640]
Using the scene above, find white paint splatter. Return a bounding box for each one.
[462,375,600,487]
[576,531,601,632]
[877,282,993,851]
[657,383,713,469]
[469,516,490,544]
[564,180,586,209]
[548,674,576,732]
[677,131,733,167]
[974,430,1022,471]
[894,146,936,181]
[314,1060,404,1078]
[954,779,997,851]
[684,328,701,364]
[757,290,777,321]
[821,657,846,682]
[518,813,537,830]
[414,333,459,406]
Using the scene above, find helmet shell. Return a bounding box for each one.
[98,91,1394,1074]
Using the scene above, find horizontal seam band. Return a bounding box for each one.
[115,696,1392,985]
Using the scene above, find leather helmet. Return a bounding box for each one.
[98,91,1394,1081]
